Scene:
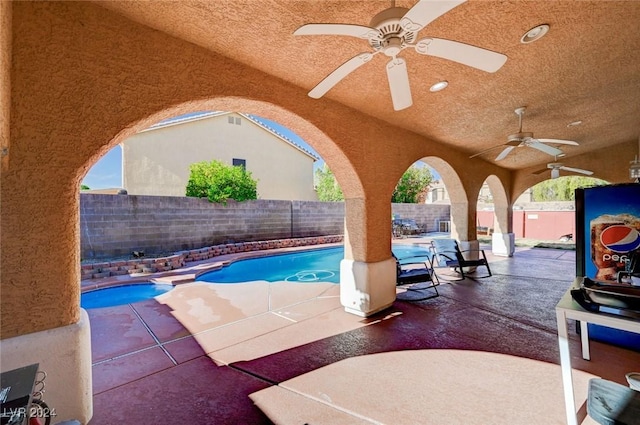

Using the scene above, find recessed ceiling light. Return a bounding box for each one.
[567,120,583,127]
[521,24,549,44]
[430,81,448,92]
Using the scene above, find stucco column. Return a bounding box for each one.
[492,232,515,257]
[458,239,481,273]
[1,169,93,423]
[2,20,93,415]
[452,200,480,272]
[340,197,396,317]
[0,311,93,424]
[450,201,470,241]
[492,202,515,257]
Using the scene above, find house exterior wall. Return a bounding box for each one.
[122,113,318,201]
[427,180,533,205]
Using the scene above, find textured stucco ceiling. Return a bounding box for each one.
[95,0,640,172]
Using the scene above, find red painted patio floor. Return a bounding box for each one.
[86,243,640,424]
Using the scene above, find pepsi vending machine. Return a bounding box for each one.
[575,183,640,350]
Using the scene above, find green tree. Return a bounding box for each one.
[186,160,258,203]
[531,176,607,201]
[315,163,433,204]
[392,165,433,203]
[80,184,91,191]
[315,164,344,201]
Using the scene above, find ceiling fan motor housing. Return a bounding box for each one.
[368,7,417,50]
[507,132,534,144]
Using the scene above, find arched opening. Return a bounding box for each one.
[78,109,344,261]
[511,175,609,243]
[84,111,324,201]
[77,99,363,200]
[421,157,469,241]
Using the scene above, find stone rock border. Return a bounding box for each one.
[80,235,344,280]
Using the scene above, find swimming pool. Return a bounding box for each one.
[196,245,433,284]
[81,283,174,309]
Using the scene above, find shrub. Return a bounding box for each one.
[186,160,258,203]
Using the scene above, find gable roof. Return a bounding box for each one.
[144,111,319,161]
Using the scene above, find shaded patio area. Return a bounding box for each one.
[86,241,640,424]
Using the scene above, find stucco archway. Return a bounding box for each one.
[483,175,516,256]
[3,2,516,420]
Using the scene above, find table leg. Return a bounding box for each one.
[556,309,578,425]
[580,320,590,360]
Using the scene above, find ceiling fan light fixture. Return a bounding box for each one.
[551,168,560,179]
[521,24,549,44]
[429,81,448,92]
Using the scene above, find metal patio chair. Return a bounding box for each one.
[393,253,440,301]
[430,238,492,281]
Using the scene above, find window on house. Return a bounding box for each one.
[235,117,241,125]
[232,158,246,169]
[228,116,234,124]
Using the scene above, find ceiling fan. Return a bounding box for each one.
[293,0,507,111]
[470,106,579,161]
[534,161,593,179]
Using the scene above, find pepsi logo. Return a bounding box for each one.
[600,225,640,253]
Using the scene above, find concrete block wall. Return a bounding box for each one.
[80,194,451,259]
[80,195,290,259]
[292,201,345,238]
[391,203,451,232]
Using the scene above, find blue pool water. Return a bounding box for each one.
[81,283,174,309]
[196,245,432,284]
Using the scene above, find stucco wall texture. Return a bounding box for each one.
[4,2,630,338]
[1,0,10,170]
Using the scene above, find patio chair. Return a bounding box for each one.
[430,238,492,280]
[393,253,439,301]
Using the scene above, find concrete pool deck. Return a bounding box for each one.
[86,237,640,424]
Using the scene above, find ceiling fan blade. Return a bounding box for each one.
[294,24,379,40]
[386,58,412,111]
[533,167,549,175]
[536,138,579,146]
[495,146,515,161]
[400,0,466,32]
[414,37,507,73]
[469,144,505,159]
[528,140,564,157]
[560,166,593,175]
[308,52,375,99]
